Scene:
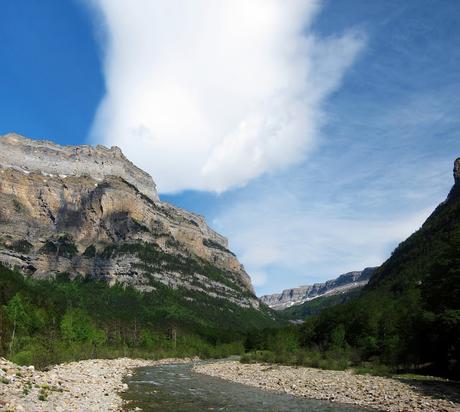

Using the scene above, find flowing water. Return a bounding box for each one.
[122,361,370,412]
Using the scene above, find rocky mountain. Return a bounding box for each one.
[0,133,257,309]
[260,267,376,310]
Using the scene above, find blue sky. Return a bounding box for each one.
[1,0,459,295]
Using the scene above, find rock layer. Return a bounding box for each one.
[0,134,255,307]
[260,268,376,310]
[0,133,158,202]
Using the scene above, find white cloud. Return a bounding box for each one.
[248,270,268,288]
[87,0,365,193]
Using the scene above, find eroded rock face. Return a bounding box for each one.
[260,268,376,310]
[0,134,256,307]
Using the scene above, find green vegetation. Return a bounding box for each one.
[100,241,250,293]
[242,325,358,372]
[243,186,460,379]
[202,238,234,255]
[0,262,274,369]
[83,245,96,258]
[39,234,78,259]
[9,240,33,254]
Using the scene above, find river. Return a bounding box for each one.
[122,361,370,411]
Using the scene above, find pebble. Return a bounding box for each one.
[0,356,195,411]
[194,361,460,412]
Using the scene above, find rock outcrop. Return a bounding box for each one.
[0,133,256,308]
[260,267,376,310]
[454,158,460,185]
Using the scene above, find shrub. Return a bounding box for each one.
[10,240,33,253]
[83,245,96,257]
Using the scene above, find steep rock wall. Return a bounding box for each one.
[0,134,255,306]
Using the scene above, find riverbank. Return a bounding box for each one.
[194,361,460,412]
[0,356,196,411]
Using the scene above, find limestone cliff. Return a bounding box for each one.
[260,267,376,310]
[0,133,256,308]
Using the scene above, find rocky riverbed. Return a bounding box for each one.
[194,361,460,412]
[0,357,195,411]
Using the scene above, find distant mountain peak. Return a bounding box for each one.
[260,267,377,310]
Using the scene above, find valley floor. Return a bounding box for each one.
[194,360,460,412]
[0,357,195,411]
[2,356,458,411]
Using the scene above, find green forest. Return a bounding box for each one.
[243,185,460,379]
[0,263,275,368]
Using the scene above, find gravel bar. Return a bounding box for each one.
[194,360,460,412]
[0,357,195,411]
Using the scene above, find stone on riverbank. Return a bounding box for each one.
[194,361,460,412]
[0,357,195,411]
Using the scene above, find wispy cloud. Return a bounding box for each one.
[214,185,434,292]
[212,145,456,294]
[86,0,365,193]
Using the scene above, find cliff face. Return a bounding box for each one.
[260,267,376,310]
[0,134,256,308]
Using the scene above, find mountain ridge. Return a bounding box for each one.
[260,267,376,310]
[0,133,159,202]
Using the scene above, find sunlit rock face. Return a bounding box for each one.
[260,268,376,310]
[0,134,256,308]
[0,133,159,202]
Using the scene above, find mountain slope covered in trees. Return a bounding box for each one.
[245,159,460,378]
[0,134,279,366]
[0,262,276,367]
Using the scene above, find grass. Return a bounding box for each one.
[240,349,426,377]
[22,381,32,395]
[240,350,458,381]
[240,349,351,371]
[393,373,453,382]
[352,364,392,377]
